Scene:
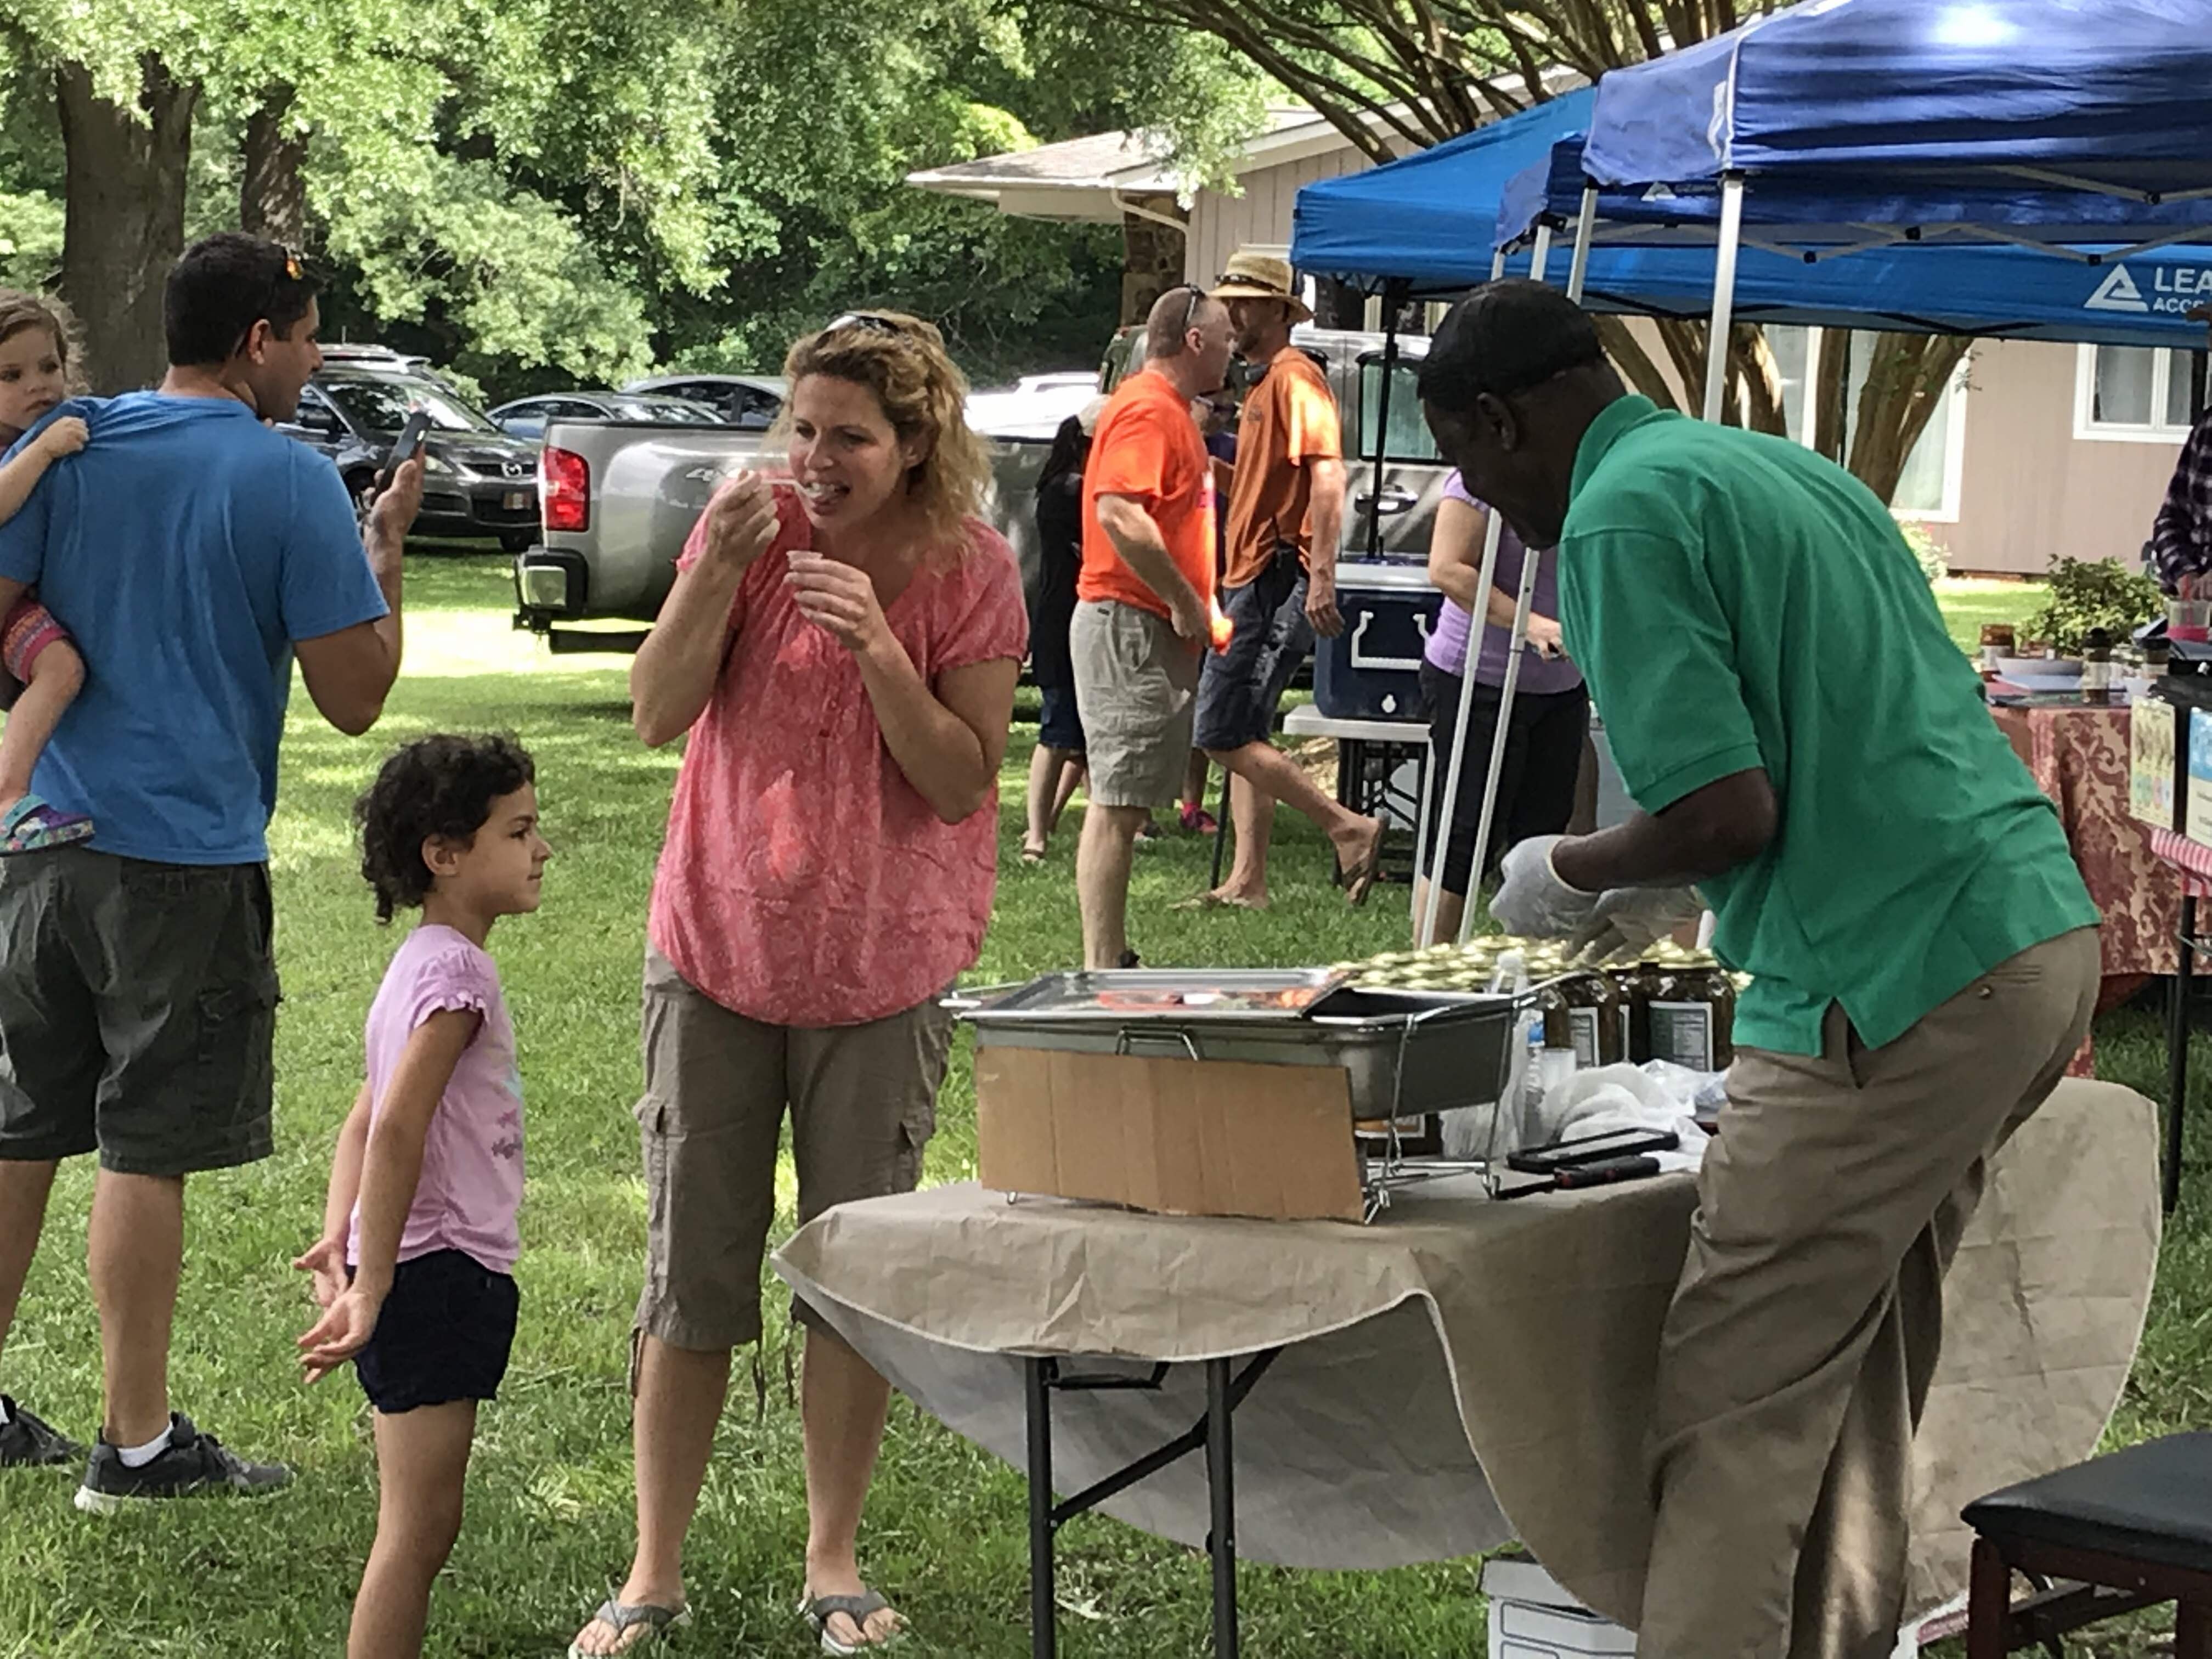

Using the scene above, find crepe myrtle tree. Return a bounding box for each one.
[1077,0,1970,501]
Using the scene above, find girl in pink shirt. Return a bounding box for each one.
[295,733,552,1659]
[571,314,1024,1659]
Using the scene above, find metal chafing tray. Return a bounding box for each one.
[947,969,1520,1120]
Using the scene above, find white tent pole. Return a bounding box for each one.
[1701,173,1745,423]
[1531,223,1554,286]
[1417,246,1513,946]
[1419,509,1505,945]
[1457,549,1543,946]
[1567,185,1598,301]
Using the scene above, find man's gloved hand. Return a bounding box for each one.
[1490,836,1601,939]
[1571,887,1707,963]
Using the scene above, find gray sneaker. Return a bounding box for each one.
[0,1396,84,1469]
[74,1413,291,1513]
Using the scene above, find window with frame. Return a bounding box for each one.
[2074,344,2209,442]
[1356,354,1441,462]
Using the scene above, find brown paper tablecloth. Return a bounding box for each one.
[773,1079,2159,1628]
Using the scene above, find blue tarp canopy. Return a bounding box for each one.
[1293,89,1593,292]
[1581,0,2212,234]
[1499,135,2212,258]
[1292,104,2212,349]
[1551,242,2212,349]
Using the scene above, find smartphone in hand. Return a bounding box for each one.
[375,410,433,500]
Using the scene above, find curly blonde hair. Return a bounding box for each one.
[775,312,992,562]
[0,289,86,395]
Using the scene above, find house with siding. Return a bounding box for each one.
[911,112,2204,578]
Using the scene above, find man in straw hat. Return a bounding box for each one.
[1191,249,1384,909]
[1419,278,2100,1659]
[2148,300,2212,597]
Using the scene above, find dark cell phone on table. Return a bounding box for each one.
[1508,1126,1679,1177]
[1552,1153,1663,1189]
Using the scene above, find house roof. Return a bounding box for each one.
[907,107,1382,223]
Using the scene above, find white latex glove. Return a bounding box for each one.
[1489,836,1600,939]
[1571,887,1707,963]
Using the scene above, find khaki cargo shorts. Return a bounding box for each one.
[1069,598,1201,809]
[630,946,954,1361]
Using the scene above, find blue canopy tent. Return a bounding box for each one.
[1495,138,2212,350]
[1294,93,1619,945]
[1567,0,2212,415]
[1582,0,2212,207]
[1294,88,1594,295]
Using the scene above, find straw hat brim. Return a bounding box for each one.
[1209,279,1314,323]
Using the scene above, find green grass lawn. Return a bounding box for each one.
[1932,576,2051,656]
[0,557,2199,1658]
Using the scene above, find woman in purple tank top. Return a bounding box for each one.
[1417,470,1589,942]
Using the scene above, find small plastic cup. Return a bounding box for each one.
[2170,598,2211,643]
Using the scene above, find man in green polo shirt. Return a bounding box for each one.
[1419,281,2101,1659]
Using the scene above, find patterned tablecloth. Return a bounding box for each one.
[1991,704,2179,980]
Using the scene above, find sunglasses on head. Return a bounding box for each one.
[1178,284,1208,336]
[825,312,905,339]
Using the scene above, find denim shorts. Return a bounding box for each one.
[1193,545,1313,752]
[1037,684,1086,752]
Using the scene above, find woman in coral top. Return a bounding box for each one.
[570,313,1026,1658]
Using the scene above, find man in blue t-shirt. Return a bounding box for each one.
[0,234,421,1503]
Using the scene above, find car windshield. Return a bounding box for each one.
[616,398,724,424]
[320,375,496,435]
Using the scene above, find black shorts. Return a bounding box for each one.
[0,847,278,1175]
[353,1249,520,1415]
[1193,546,1314,752]
[1420,661,1589,896]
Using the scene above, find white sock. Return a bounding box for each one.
[116,1424,173,1469]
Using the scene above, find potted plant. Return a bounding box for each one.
[2022,557,2164,661]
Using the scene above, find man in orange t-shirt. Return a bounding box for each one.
[1194,250,1383,910]
[1070,285,1233,968]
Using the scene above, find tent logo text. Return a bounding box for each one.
[2084,265,2212,316]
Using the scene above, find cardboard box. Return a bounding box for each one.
[2131,692,2184,831]
[1480,1556,1636,1659]
[973,1045,1364,1222]
[2188,706,2212,849]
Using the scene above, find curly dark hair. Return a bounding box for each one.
[355,734,537,924]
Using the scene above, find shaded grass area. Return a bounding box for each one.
[0,557,2198,1658]
[1933,577,2051,656]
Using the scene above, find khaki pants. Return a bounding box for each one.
[1637,928,2100,1659]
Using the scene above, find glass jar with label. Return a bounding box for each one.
[1646,962,1736,1072]
[1545,971,1625,1068]
[1620,961,1668,1063]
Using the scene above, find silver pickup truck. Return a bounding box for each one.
[513,325,1451,650]
[512,422,1051,652]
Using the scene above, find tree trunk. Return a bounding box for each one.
[241,86,308,248]
[1810,328,1850,464]
[1592,315,1679,413]
[1728,324,1788,437]
[1846,332,1973,505]
[56,56,199,394]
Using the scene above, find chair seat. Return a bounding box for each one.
[1964,1434,2212,1576]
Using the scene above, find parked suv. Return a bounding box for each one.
[278,354,544,551]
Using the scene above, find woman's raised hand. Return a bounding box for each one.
[702,472,780,572]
